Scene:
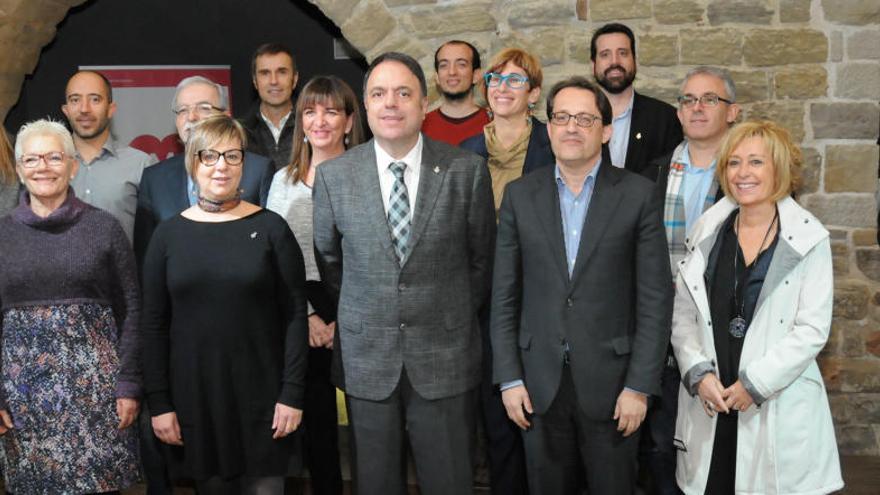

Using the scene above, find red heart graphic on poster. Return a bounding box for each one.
[129,134,183,161]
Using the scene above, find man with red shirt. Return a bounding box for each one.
[422,40,490,145]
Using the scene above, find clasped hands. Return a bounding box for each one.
[308,314,335,349]
[697,373,753,416]
[501,385,647,437]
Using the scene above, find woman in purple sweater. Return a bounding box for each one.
[0,119,141,493]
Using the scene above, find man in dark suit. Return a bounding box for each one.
[313,52,495,495]
[491,76,672,494]
[133,75,273,266]
[131,75,272,495]
[590,23,683,173]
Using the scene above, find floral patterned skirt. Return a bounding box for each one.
[0,303,139,494]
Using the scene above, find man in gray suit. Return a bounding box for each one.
[313,52,495,495]
[491,76,672,494]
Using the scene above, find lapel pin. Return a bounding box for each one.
[250,232,258,239]
[433,166,440,174]
[636,132,642,140]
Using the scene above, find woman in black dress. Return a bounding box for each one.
[141,115,308,494]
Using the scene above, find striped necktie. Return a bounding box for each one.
[387,161,411,264]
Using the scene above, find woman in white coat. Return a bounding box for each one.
[670,120,843,495]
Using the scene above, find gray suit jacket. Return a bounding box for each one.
[314,136,496,401]
[491,155,673,419]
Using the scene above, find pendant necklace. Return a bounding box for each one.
[729,208,778,338]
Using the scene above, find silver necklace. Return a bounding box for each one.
[729,208,778,338]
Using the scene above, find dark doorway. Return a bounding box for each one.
[4,0,367,133]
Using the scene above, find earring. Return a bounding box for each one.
[303,136,309,143]
[344,134,350,146]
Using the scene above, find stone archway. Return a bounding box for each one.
[2,0,880,458]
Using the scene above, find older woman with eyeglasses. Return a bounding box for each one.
[0,119,141,493]
[141,115,308,494]
[461,47,554,216]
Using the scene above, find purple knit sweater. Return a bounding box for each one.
[0,190,141,402]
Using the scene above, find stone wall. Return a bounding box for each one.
[0,0,877,455]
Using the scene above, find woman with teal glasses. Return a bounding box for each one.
[459,47,554,495]
[461,47,554,217]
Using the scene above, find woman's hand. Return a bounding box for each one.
[723,380,755,413]
[272,403,303,439]
[152,412,184,445]
[697,373,729,417]
[308,314,333,348]
[117,398,140,429]
[324,322,336,349]
[0,410,13,434]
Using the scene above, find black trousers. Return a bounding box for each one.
[479,308,529,495]
[347,370,476,495]
[640,362,684,495]
[522,367,640,495]
[303,346,343,495]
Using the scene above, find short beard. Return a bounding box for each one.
[595,66,636,95]
[73,119,111,140]
[441,86,473,102]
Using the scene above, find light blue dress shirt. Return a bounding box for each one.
[608,92,634,168]
[556,161,601,276]
[186,175,198,207]
[679,142,717,235]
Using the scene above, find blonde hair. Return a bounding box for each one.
[481,48,543,102]
[717,120,802,202]
[184,115,247,180]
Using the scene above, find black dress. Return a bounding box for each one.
[704,209,778,494]
[141,209,308,480]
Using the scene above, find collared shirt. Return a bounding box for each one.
[70,137,155,242]
[375,134,423,218]
[260,110,292,144]
[556,159,601,276]
[679,142,718,235]
[608,91,634,168]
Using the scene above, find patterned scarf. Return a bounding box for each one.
[664,141,719,267]
[484,119,531,216]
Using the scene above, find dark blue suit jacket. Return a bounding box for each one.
[133,151,273,266]
[459,117,555,176]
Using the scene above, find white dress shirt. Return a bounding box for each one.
[374,134,423,218]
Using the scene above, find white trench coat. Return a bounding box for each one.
[671,196,844,495]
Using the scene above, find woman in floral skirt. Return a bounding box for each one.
[0,119,141,494]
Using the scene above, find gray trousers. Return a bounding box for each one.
[347,370,476,495]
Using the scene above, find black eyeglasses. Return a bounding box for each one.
[549,112,602,129]
[197,149,244,166]
[677,93,733,108]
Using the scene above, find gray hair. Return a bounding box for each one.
[14,119,76,160]
[680,66,737,103]
[172,75,228,111]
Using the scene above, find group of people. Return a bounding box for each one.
[0,20,844,495]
